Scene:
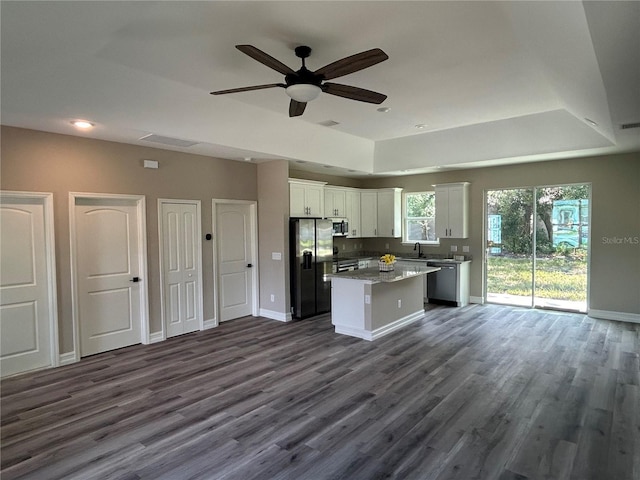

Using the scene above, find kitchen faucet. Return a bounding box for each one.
[414,242,423,258]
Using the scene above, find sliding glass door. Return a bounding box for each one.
[485,184,589,312]
[486,188,534,307]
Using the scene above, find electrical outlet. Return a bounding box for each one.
[451,245,458,252]
[462,245,470,253]
[385,243,389,250]
[342,243,346,250]
[365,295,371,304]
[397,299,402,308]
[270,294,275,302]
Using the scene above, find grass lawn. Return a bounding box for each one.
[487,254,587,301]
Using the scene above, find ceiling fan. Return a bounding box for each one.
[211,45,389,117]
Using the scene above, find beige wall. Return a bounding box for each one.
[257,160,291,317]
[3,125,638,359]
[360,153,640,315]
[288,169,365,189]
[1,126,258,353]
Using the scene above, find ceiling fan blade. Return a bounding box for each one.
[236,45,295,75]
[210,83,285,95]
[289,100,307,117]
[322,83,387,104]
[315,48,389,80]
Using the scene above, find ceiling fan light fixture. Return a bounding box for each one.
[285,84,322,103]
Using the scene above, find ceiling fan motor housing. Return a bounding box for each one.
[286,46,323,87]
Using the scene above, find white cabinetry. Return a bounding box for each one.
[360,190,378,237]
[289,179,326,217]
[434,182,470,238]
[324,187,347,218]
[345,189,361,237]
[360,188,402,238]
[377,188,402,238]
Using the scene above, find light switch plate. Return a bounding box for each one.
[451,245,458,252]
[462,245,470,253]
[271,252,282,260]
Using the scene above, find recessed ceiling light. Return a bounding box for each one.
[584,118,598,127]
[415,124,428,129]
[71,120,94,129]
[377,107,391,113]
[243,157,252,162]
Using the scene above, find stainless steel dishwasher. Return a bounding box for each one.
[426,261,458,305]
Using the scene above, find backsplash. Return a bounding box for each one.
[334,236,473,261]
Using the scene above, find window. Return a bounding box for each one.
[403,191,437,243]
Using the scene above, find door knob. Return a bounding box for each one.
[247,263,253,268]
[130,277,141,283]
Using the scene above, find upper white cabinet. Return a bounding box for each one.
[434,182,470,238]
[377,188,402,238]
[288,179,402,238]
[289,179,326,217]
[345,189,361,238]
[360,188,402,238]
[360,190,378,237]
[324,187,347,218]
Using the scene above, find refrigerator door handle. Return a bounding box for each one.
[303,251,313,269]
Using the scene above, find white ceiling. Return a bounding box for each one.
[2,1,639,177]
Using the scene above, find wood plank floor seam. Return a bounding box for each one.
[1,304,638,479]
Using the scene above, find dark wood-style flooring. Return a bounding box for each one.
[1,304,639,480]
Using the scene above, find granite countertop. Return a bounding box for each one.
[328,265,440,284]
[396,257,472,264]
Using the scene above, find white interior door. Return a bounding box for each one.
[216,203,254,321]
[74,197,144,356]
[160,201,202,337]
[1,193,57,377]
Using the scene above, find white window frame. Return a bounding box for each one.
[402,191,439,245]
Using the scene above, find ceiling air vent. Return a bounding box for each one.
[620,122,640,130]
[318,120,340,127]
[139,134,200,148]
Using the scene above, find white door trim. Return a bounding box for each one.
[157,198,204,341]
[0,190,59,371]
[211,199,259,326]
[69,192,149,361]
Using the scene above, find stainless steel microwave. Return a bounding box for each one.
[331,219,349,236]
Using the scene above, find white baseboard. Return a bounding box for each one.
[470,296,484,304]
[335,309,425,341]
[203,318,218,329]
[58,351,78,366]
[259,308,292,322]
[148,331,165,344]
[588,309,640,324]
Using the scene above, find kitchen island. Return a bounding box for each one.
[328,265,440,341]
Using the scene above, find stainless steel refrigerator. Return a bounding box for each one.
[290,218,333,319]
